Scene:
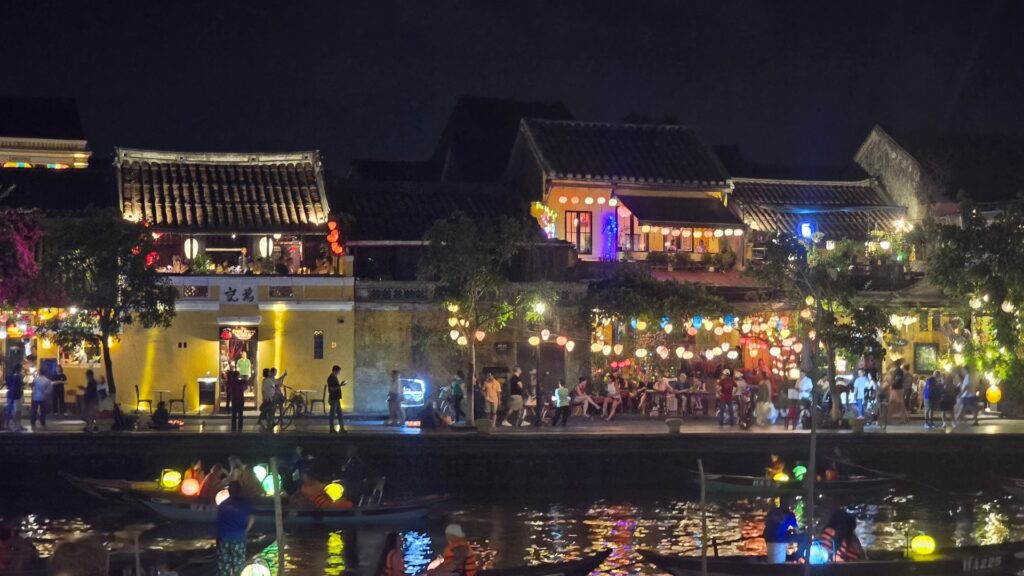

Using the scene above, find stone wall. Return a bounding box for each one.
[854,126,934,222]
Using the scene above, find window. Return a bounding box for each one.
[313,331,324,359]
[182,285,209,298]
[565,211,592,254]
[617,211,648,252]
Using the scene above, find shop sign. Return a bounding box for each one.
[220,281,258,304]
[223,326,256,341]
[888,338,909,347]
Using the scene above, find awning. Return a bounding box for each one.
[617,195,744,228]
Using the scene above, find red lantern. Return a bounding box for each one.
[327,220,338,231]
[220,328,232,340]
[330,243,344,255]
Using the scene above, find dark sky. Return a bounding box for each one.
[4,0,1022,173]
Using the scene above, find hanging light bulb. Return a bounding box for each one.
[449,329,460,341]
[541,328,551,341]
[602,345,612,356]
[565,340,576,352]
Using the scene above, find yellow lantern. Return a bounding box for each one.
[675,346,686,358]
[987,385,1002,405]
[773,472,790,482]
[215,488,230,506]
[613,344,624,355]
[528,336,541,346]
[635,348,648,358]
[636,320,648,331]
[590,342,603,353]
[457,335,468,346]
[910,534,936,555]
[448,317,458,327]
[324,482,345,502]
[160,469,182,490]
[180,478,200,497]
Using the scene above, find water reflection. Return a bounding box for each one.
[6,490,1024,575]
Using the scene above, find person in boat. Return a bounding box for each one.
[341,444,369,504]
[184,459,205,483]
[818,509,866,562]
[374,531,406,576]
[199,463,229,501]
[216,481,254,576]
[428,523,478,576]
[764,498,799,563]
[292,471,354,509]
[227,456,264,499]
[766,454,786,479]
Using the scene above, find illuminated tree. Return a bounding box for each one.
[40,210,177,395]
[419,211,540,424]
[0,208,44,307]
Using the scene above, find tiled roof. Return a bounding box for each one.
[328,179,524,241]
[731,178,889,206]
[0,163,113,216]
[617,194,743,228]
[521,119,729,187]
[742,204,904,239]
[116,149,330,232]
[0,97,85,141]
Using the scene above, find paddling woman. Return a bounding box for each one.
[818,509,866,562]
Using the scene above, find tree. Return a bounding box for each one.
[926,199,1024,404]
[0,208,45,307]
[419,211,538,424]
[750,234,890,421]
[40,210,177,395]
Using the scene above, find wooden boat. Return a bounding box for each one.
[687,470,901,496]
[63,473,161,501]
[639,541,1024,575]
[130,491,448,526]
[466,549,612,576]
[10,535,273,576]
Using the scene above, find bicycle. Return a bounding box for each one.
[260,385,306,432]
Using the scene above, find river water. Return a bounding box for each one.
[3,483,1023,575]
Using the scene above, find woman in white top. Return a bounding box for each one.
[602,377,623,421]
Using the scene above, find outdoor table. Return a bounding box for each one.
[153,389,171,403]
[297,389,318,414]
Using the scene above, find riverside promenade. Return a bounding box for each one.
[2,413,1021,493]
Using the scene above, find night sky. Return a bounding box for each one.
[3,0,1022,173]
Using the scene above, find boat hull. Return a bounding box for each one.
[478,550,611,576]
[687,470,900,496]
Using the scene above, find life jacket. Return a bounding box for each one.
[443,538,478,576]
[819,527,862,562]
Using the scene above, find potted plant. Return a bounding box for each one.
[701,251,718,272]
[718,244,737,271]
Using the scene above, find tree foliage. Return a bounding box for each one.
[0,208,45,307]
[926,200,1024,401]
[581,265,723,325]
[40,210,177,394]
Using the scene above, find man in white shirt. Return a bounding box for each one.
[30,371,53,429]
[798,371,813,402]
[259,368,287,430]
[852,369,870,417]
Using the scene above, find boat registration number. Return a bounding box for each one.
[963,556,1001,572]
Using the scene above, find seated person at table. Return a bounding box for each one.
[571,377,601,414]
[818,509,866,562]
[150,401,178,430]
[602,377,623,421]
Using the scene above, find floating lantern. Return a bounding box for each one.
[565,341,575,352]
[449,329,460,341]
[180,478,200,497]
[252,465,269,482]
[792,465,808,481]
[324,482,344,502]
[772,472,790,482]
[474,330,486,342]
[675,347,686,358]
[160,469,182,490]
[911,534,936,556]
[457,335,468,346]
[590,342,603,353]
[602,345,612,356]
[528,336,541,346]
[262,475,276,496]
[215,488,230,506]
[987,385,1002,405]
[556,335,568,346]
[613,344,624,355]
[635,348,648,358]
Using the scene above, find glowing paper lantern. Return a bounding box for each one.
[733,229,743,237]
[556,335,568,346]
[602,345,612,356]
[675,347,686,358]
[183,238,200,260]
[324,482,344,502]
[449,329,460,341]
[661,227,671,236]
[613,344,624,355]
[682,350,694,360]
[714,229,724,238]
[987,385,1002,405]
[641,225,651,233]
[528,336,541,346]
[741,323,751,334]
[1002,301,1016,313]
[590,342,603,353]
[240,560,273,576]
[792,342,803,354]
[664,323,673,334]
[597,197,606,205]
[693,230,703,239]
[721,342,730,352]
[773,472,790,482]
[692,316,703,328]
[180,478,200,497]
[712,347,722,356]
[565,341,575,352]
[215,489,230,506]
[253,465,269,482]
[160,469,182,490]
[584,197,594,205]
[809,542,830,565]
[805,295,815,307]
[457,335,468,346]
[474,330,486,342]
[714,327,724,336]
[724,228,734,236]
[792,465,808,481]
[750,348,759,357]
[448,317,458,327]
[705,350,715,360]
[636,320,648,331]
[910,534,936,556]
[687,327,698,336]
[726,350,739,360]
[571,196,580,204]
[788,368,801,380]
[635,348,648,358]
[262,475,276,496]
[769,346,782,358]
[608,198,618,207]
[558,196,567,204]
[541,328,551,340]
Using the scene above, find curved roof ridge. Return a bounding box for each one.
[730,176,878,187]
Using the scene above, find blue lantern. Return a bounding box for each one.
[692,316,703,328]
[630,318,638,329]
[660,316,670,329]
[724,314,734,325]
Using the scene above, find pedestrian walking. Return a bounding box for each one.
[923,370,941,428]
[851,369,870,417]
[4,367,25,432]
[30,369,52,429]
[955,366,980,427]
[216,481,254,576]
[449,370,466,423]
[227,370,245,432]
[51,365,67,416]
[259,367,287,430]
[717,369,737,426]
[889,364,909,424]
[502,366,525,427]
[386,370,405,426]
[941,369,959,427]
[551,380,570,426]
[82,369,99,432]
[482,373,501,426]
[327,365,347,433]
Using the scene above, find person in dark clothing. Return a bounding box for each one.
[418,401,442,429]
[763,498,799,563]
[4,367,25,432]
[449,370,466,423]
[227,370,245,432]
[472,377,486,421]
[923,371,942,428]
[341,445,369,504]
[327,365,347,433]
[82,369,99,432]
[216,481,254,576]
[51,365,67,416]
[502,366,526,427]
[151,401,176,429]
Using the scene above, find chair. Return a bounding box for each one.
[308,384,327,414]
[168,384,187,415]
[135,385,153,413]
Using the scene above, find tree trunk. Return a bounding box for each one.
[827,343,841,421]
[100,324,116,396]
[467,338,476,426]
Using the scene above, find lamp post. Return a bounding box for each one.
[533,301,547,426]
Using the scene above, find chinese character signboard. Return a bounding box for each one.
[220,281,258,304]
